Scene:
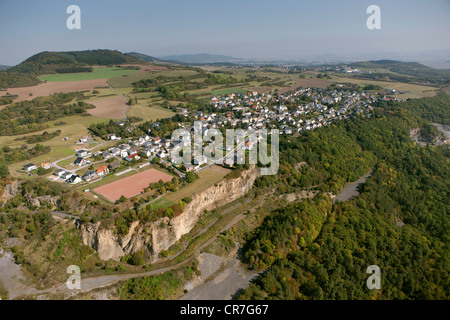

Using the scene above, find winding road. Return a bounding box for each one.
[0,193,253,300]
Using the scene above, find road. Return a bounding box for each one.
[160,158,185,178]
[3,196,253,299]
[50,211,80,220]
[49,141,110,174]
[106,81,129,120]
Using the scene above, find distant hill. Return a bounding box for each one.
[0,65,10,71]
[125,52,165,64]
[349,60,450,85]
[159,53,243,64]
[0,49,144,89]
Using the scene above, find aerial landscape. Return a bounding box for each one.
[0,0,448,312]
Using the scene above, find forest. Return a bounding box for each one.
[238,94,449,300]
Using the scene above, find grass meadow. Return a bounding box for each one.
[38,67,139,82]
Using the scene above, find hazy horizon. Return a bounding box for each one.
[1,0,449,67]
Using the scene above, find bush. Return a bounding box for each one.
[129,250,145,266]
[0,162,9,178]
[182,196,192,203]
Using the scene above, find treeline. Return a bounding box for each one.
[88,120,143,139]
[238,97,449,299]
[156,82,206,100]
[0,144,50,165]
[0,92,94,136]
[0,71,40,89]
[0,94,18,106]
[88,115,185,140]
[55,66,93,73]
[132,75,182,88]
[204,73,239,85]
[15,130,61,144]
[140,118,183,138]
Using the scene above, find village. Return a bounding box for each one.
[21,86,394,188]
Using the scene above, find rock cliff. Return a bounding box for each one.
[79,167,260,261]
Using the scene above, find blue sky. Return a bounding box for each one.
[0,0,449,65]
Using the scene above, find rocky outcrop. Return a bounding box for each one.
[149,167,260,256]
[25,194,59,208]
[79,167,260,261]
[1,181,20,204]
[1,181,59,208]
[80,221,150,261]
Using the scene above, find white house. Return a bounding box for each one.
[76,149,90,157]
[23,164,37,172]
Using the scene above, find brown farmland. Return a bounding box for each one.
[4,79,108,102]
[94,168,173,202]
[88,95,128,119]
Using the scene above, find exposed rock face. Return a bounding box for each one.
[80,221,150,261]
[1,181,20,204]
[25,194,59,208]
[79,167,260,261]
[1,181,59,208]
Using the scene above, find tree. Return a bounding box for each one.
[0,162,9,178]
[162,101,170,109]
[185,171,197,183]
[116,195,127,203]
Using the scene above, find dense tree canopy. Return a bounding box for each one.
[239,94,449,300]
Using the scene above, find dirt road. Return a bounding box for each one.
[180,257,259,300]
[333,169,373,204]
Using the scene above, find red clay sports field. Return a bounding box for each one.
[94,168,173,202]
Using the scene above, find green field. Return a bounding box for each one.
[210,87,247,96]
[149,197,174,210]
[38,67,139,82]
[163,166,229,204]
[107,69,201,88]
[126,103,175,122]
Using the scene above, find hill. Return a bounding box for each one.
[125,52,167,64]
[0,49,144,89]
[0,65,11,71]
[159,53,243,64]
[349,60,450,85]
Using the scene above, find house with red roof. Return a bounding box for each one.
[96,165,109,176]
